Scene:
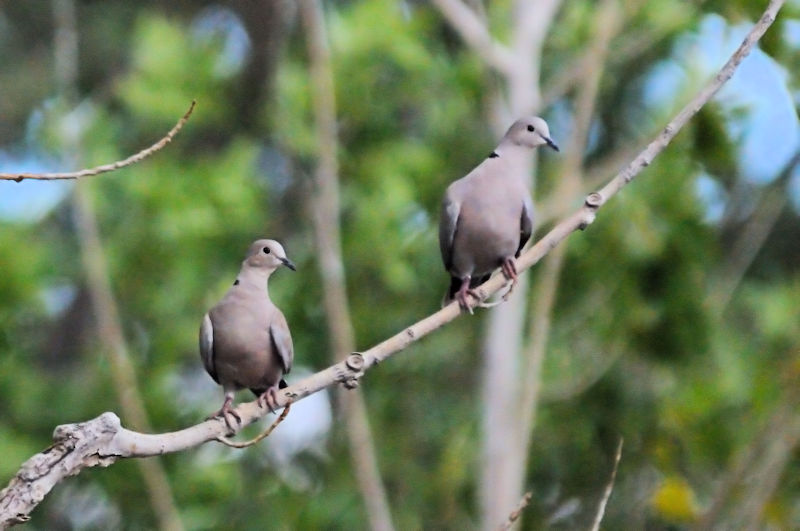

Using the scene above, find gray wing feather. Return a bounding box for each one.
[439,192,461,271]
[199,313,218,383]
[517,194,534,257]
[270,313,294,375]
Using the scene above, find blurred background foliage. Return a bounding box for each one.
[1,0,800,529]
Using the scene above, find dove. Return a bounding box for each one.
[200,239,296,430]
[439,116,559,310]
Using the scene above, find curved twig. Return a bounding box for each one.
[214,403,292,449]
[0,100,196,182]
[0,1,785,526]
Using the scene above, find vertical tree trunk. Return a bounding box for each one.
[480,1,562,527]
[299,2,395,530]
[53,2,183,529]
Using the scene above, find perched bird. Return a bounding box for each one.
[200,239,296,429]
[439,116,559,310]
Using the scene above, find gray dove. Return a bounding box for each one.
[439,116,559,310]
[200,239,296,429]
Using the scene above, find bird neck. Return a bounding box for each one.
[235,266,273,294]
[493,141,533,169]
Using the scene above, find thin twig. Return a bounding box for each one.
[0,100,196,182]
[589,438,623,531]
[0,2,785,525]
[215,404,291,449]
[498,491,533,530]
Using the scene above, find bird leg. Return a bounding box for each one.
[455,276,480,314]
[500,257,518,300]
[208,392,241,434]
[257,385,281,413]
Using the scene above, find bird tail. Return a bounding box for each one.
[249,379,288,398]
[445,276,462,304]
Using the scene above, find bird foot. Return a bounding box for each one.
[500,258,518,299]
[207,399,241,435]
[456,288,482,314]
[257,386,280,413]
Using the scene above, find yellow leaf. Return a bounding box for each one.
[651,476,698,522]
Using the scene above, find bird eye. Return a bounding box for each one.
[263,247,271,254]
[527,125,535,132]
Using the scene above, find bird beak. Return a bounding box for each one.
[279,257,296,271]
[544,136,560,152]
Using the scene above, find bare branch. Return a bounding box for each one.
[0,1,785,525]
[593,0,784,207]
[0,100,196,182]
[498,491,532,531]
[589,438,623,531]
[430,0,514,75]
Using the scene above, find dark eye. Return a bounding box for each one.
[263,247,271,254]
[527,125,535,132]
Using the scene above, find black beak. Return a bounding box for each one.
[544,136,560,152]
[280,257,296,271]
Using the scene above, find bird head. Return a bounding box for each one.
[244,239,296,273]
[505,116,559,152]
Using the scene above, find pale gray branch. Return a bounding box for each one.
[430,0,514,75]
[0,0,785,526]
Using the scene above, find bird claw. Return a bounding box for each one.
[258,386,280,413]
[501,257,518,282]
[207,402,242,435]
[456,289,482,314]
[476,298,504,308]
[500,258,518,299]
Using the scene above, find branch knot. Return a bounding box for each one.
[343,352,366,389]
[585,192,603,208]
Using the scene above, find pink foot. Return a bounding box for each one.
[258,386,280,413]
[455,277,479,313]
[500,258,518,299]
[208,394,241,433]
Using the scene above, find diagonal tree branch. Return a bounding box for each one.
[430,0,514,75]
[298,1,395,530]
[707,150,800,312]
[0,101,195,182]
[0,0,785,526]
[50,1,182,529]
